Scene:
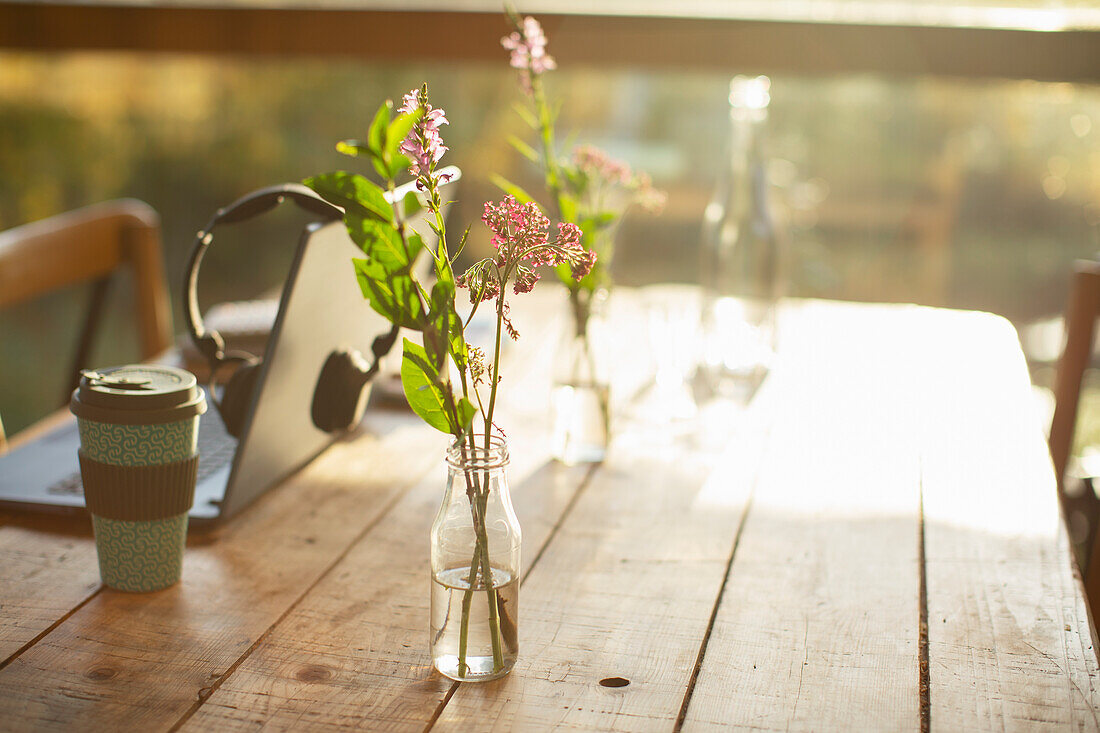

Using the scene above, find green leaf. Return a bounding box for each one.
[345,214,411,272]
[427,219,443,242]
[385,109,422,166]
[577,212,617,240]
[389,152,412,180]
[406,230,432,264]
[353,257,395,321]
[506,135,539,164]
[434,233,455,289]
[429,279,466,368]
[559,193,578,224]
[370,156,391,180]
[367,101,391,157]
[550,99,564,127]
[336,139,369,158]
[454,397,477,434]
[451,224,472,261]
[305,171,393,224]
[562,164,588,194]
[489,173,536,205]
[353,258,423,329]
[400,338,454,434]
[401,190,423,219]
[512,101,539,129]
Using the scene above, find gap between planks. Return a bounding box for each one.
[0,586,102,672]
[671,489,758,733]
[918,464,930,733]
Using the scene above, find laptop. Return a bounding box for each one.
[0,172,457,525]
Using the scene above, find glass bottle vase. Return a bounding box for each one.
[551,289,611,464]
[430,436,521,682]
[699,75,783,403]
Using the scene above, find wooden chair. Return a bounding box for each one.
[0,200,172,441]
[1050,259,1100,614]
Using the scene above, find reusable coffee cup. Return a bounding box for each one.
[70,365,206,592]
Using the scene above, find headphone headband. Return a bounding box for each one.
[182,169,460,436]
[184,184,343,369]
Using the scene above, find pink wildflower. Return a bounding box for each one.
[631,172,668,214]
[482,195,551,265]
[502,302,520,340]
[456,260,501,304]
[570,246,597,280]
[570,145,667,215]
[501,15,556,94]
[398,88,454,189]
[513,264,540,294]
[482,196,593,276]
[573,145,632,185]
[457,196,595,302]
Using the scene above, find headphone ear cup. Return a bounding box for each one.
[220,361,261,438]
[312,350,371,433]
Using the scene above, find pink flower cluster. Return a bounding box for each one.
[398,88,454,189]
[457,196,596,302]
[632,172,668,213]
[501,16,556,93]
[572,144,667,214]
[573,145,632,185]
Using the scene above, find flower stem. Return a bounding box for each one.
[569,289,610,443]
[475,488,505,671]
[454,439,506,677]
[455,446,482,677]
[531,75,563,221]
[483,299,506,446]
[456,531,482,677]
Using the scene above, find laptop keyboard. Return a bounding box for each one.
[46,414,237,496]
[45,471,84,496]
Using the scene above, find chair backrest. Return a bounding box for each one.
[0,200,172,435]
[1049,259,1100,617]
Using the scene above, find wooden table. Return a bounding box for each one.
[2,291,1099,731]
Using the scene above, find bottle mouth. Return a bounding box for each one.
[729,75,770,123]
[729,75,770,109]
[447,434,510,470]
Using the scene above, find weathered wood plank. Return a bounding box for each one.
[180,295,595,730]
[917,309,1100,730]
[428,295,761,731]
[181,430,587,731]
[0,518,99,663]
[681,302,924,731]
[0,410,443,730]
[429,420,758,730]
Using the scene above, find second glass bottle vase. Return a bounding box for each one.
[699,75,783,403]
[551,290,611,465]
[430,436,521,682]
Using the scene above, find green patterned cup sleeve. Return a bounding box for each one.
[77,417,199,466]
[91,514,188,592]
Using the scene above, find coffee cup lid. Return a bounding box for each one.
[70,365,207,425]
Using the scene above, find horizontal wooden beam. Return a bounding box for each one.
[0,3,1096,83]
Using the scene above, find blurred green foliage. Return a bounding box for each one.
[0,53,1097,434]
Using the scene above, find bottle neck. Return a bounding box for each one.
[446,435,509,473]
[727,108,767,171]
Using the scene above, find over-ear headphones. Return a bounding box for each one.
[184,183,398,438]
